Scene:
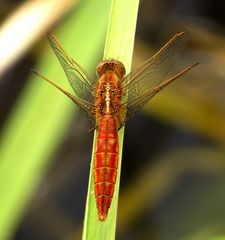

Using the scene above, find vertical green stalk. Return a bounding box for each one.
[82,0,139,239]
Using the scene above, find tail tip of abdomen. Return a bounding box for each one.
[98,212,107,221]
[97,196,111,221]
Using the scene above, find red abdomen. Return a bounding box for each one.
[94,115,119,221]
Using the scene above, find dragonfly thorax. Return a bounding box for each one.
[104,83,114,114]
[94,70,124,125]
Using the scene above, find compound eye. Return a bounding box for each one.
[114,62,126,78]
[96,62,108,77]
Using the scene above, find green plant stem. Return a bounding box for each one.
[82,0,139,239]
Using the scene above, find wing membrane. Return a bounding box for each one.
[31,69,96,126]
[47,33,96,103]
[122,31,189,120]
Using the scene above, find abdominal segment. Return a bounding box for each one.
[94,115,119,221]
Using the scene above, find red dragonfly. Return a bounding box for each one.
[33,30,197,221]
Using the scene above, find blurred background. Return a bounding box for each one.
[0,0,225,239]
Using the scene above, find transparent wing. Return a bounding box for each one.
[121,31,189,121]
[31,69,96,126]
[47,33,96,103]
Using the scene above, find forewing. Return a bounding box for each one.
[47,33,96,103]
[121,31,188,121]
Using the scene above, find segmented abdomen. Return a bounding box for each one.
[94,115,119,221]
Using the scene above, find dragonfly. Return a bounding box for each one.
[32,30,197,221]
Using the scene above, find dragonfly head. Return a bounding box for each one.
[96,59,126,79]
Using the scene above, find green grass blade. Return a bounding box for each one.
[82,0,139,239]
[0,1,111,239]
